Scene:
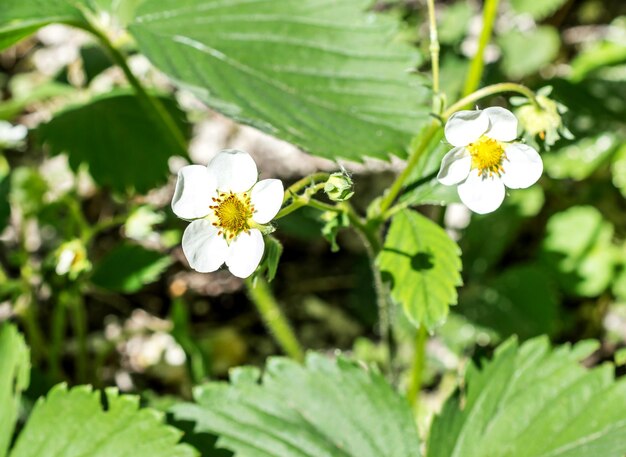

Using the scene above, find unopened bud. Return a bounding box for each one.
[324,172,354,202]
[514,88,573,148]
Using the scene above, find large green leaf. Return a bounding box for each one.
[38,92,188,193]
[129,0,430,161]
[0,0,86,50]
[9,384,197,457]
[91,243,172,293]
[378,209,462,329]
[428,336,626,457]
[172,354,421,457]
[0,324,30,457]
[541,206,617,297]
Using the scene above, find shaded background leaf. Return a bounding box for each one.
[38,92,189,193]
[91,243,172,293]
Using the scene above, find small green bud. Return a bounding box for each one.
[516,90,573,148]
[324,171,354,202]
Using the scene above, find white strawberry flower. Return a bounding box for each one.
[437,106,543,214]
[172,149,283,278]
[0,121,27,148]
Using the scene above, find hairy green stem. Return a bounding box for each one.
[19,296,47,363]
[245,277,304,362]
[446,82,540,113]
[407,325,428,409]
[17,262,47,362]
[426,0,441,112]
[275,182,329,219]
[341,203,396,377]
[282,172,330,203]
[378,122,441,215]
[84,215,127,242]
[87,25,187,155]
[70,292,88,383]
[461,0,500,98]
[49,296,68,380]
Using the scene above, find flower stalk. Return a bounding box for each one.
[86,23,187,156]
[245,276,304,362]
[426,0,442,113]
[407,326,428,409]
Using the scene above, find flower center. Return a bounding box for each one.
[210,192,255,241]
[467,136,506,177]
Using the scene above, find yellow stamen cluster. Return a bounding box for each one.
[209,191,255,241]
[467,136,506,177]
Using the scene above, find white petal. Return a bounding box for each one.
[207,149,258,193]
[483,106,518,142]
[181,220,229,273]
[444,110,489,147]
[437,147,471,186]
[251,179,284,224]
[226,229,264,278]
[501,143,543,189]
[457,170,505,214]
[171,165,216,219]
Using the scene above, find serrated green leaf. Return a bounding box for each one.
[0,0,87,50]
[0,324,30,457]
[498,27,560,80]
[428,336,626,457]
[541,206,617,297]
[91,243,172,293]
[509,0,569,20]
[173,354,421,457]
[378,209,462,329]
[9,384,196,457]
[129,0,431,162]
[38,92,189,193]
